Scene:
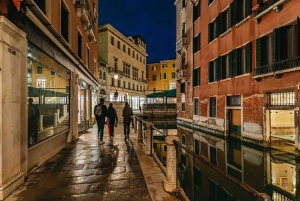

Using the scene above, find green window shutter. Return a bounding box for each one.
[198,68,201,85]
[273,28,280,62]
[246,42,252,73]
[216,15,221,36]
[228,4,232,28]
[198,33,201,51]
[256,38,262,68]
[216,57,222,80]
[232,49,237,76]
[231,0,238,26]
[246,0,252,17]
[208,23,212,42]
[257,0,263,4]
[229,51,233,77]
[208,62,213,82]
[298,17,300,56]
[193,69,196,86]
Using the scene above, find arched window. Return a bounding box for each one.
[36,77,46,88]
[182,22,186,36]
[99,70,102,79]
[103,72,106,80]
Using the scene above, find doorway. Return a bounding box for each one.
[228,109,242,136]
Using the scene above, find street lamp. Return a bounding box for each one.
[113,74,118,80]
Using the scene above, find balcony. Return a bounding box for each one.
[176,69,187,81]
[253,56,300,81]
[138,78,148,84]
[176,36,187,54]
[75,0,97,42]
[252,0,288,23]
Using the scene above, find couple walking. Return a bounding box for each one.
[94,98,133,142]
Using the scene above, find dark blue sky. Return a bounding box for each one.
[98,0,176,64]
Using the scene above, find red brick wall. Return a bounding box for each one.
[200,100,208,117]
[243,95,264,126]
[217,95,225,119]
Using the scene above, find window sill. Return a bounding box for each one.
[194,17,200,24]
[219,78,231,82]
[208,81,217,84]
[235,73,251,78]
[219,28,232,38]
[208,38,217,44]
[234,16,250,28]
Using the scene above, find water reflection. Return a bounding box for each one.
[145,119,300,201]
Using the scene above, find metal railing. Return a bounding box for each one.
[253,56,300,76]
[135,117,272,201]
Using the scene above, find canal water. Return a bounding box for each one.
[145,119,300,201]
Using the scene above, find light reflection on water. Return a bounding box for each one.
[146,119,299,201]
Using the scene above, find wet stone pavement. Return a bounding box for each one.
[6,125,152,201]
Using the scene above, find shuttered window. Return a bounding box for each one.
[221,55,230,79]
[209,97,216,117]
[208,21,217,42]
[208,0,214,6]
[208,60,217,82]
[246,42,252,73]
[193,67,200,86]
[193,2,201,22]
[180,82,186,93]
[193,34,201,53]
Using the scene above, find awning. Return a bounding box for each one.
[28,86,68,97]
[146,89,176,98]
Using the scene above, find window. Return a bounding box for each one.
[194,98,199,115]
[136,53,138,60]
[36,77,46,88]
[231,0,252,25]
[193,67,200,86]
[182,103,186,112]
[208,0,214,5]
[133,51,135,58]
[117,41,120,49]
[118,80,121,87]
[111,36,114,45]
[114,58,118,69]
[180,82,186,93]
[210,146,217,166]
[133,67,138,81]
[194,167,202,189]
[123,81,126,88]
[193,2,201,22]
[235,42,252,76]
[208,20,217,42]
[193,33,201,53]
[61,2,69,42]
[237,46,246,75]
[123,62,130,78]
[194,139,200,155]
[153,88,156,93]
[50,70,55,76]
[227,95,241,106]
[172,72,176,79]
[36,66,42,74]
[169,82,176,89]
[208,60,218,82]
[209,97,216,117]
[221,55,230,79]
[162,64,167,69]
[152,75,157,81]
[182,135,186,145]
[123,44,126,52]
[128,48,130,55]
[103,72,106,80]
[142,71,144,79]
[86,46,89,68]
[172,63,176,68]
[133,84,135,90]
[182,22,186,36]
[256,34,273,68]
[111,78,114,86]
[78,32,82,59]
[163,72,167,79]
[182,0,186,8]
[152,66,156,71]
[128,82,131,89]
[99,70,102,79]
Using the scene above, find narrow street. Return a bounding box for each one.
[6,125,151,201]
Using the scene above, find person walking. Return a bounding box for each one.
[28,98,40,145]
[94,98,107,144]
[131,107,134,128]
[122,102,132,140]
[107,103,118,140]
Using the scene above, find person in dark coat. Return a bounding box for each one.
[28,97,40,145]
[122,102,132,140]
[94,98,107,144]
[107,103,118,140]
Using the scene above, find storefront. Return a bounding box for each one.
[265,90,297,148]
[27,43,70,146]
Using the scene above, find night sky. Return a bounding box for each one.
[98,0,176,64]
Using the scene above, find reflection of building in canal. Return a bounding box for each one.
[177,126,300,201]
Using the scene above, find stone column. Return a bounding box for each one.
[0,17,28,200]
[68,72,79,142]
[137,117,143,142]
[164,135,179,193]
[146,122,154,155]
[54,112,58,126]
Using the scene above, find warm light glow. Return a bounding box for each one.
[113,74,118,80]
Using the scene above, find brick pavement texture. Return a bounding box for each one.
[5,124,152,201]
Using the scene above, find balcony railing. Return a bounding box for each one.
[253,56,300,78]
[252,0,288,22]
[138,78,148,83]
[135,117,272,200]
[176,36,187,53]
